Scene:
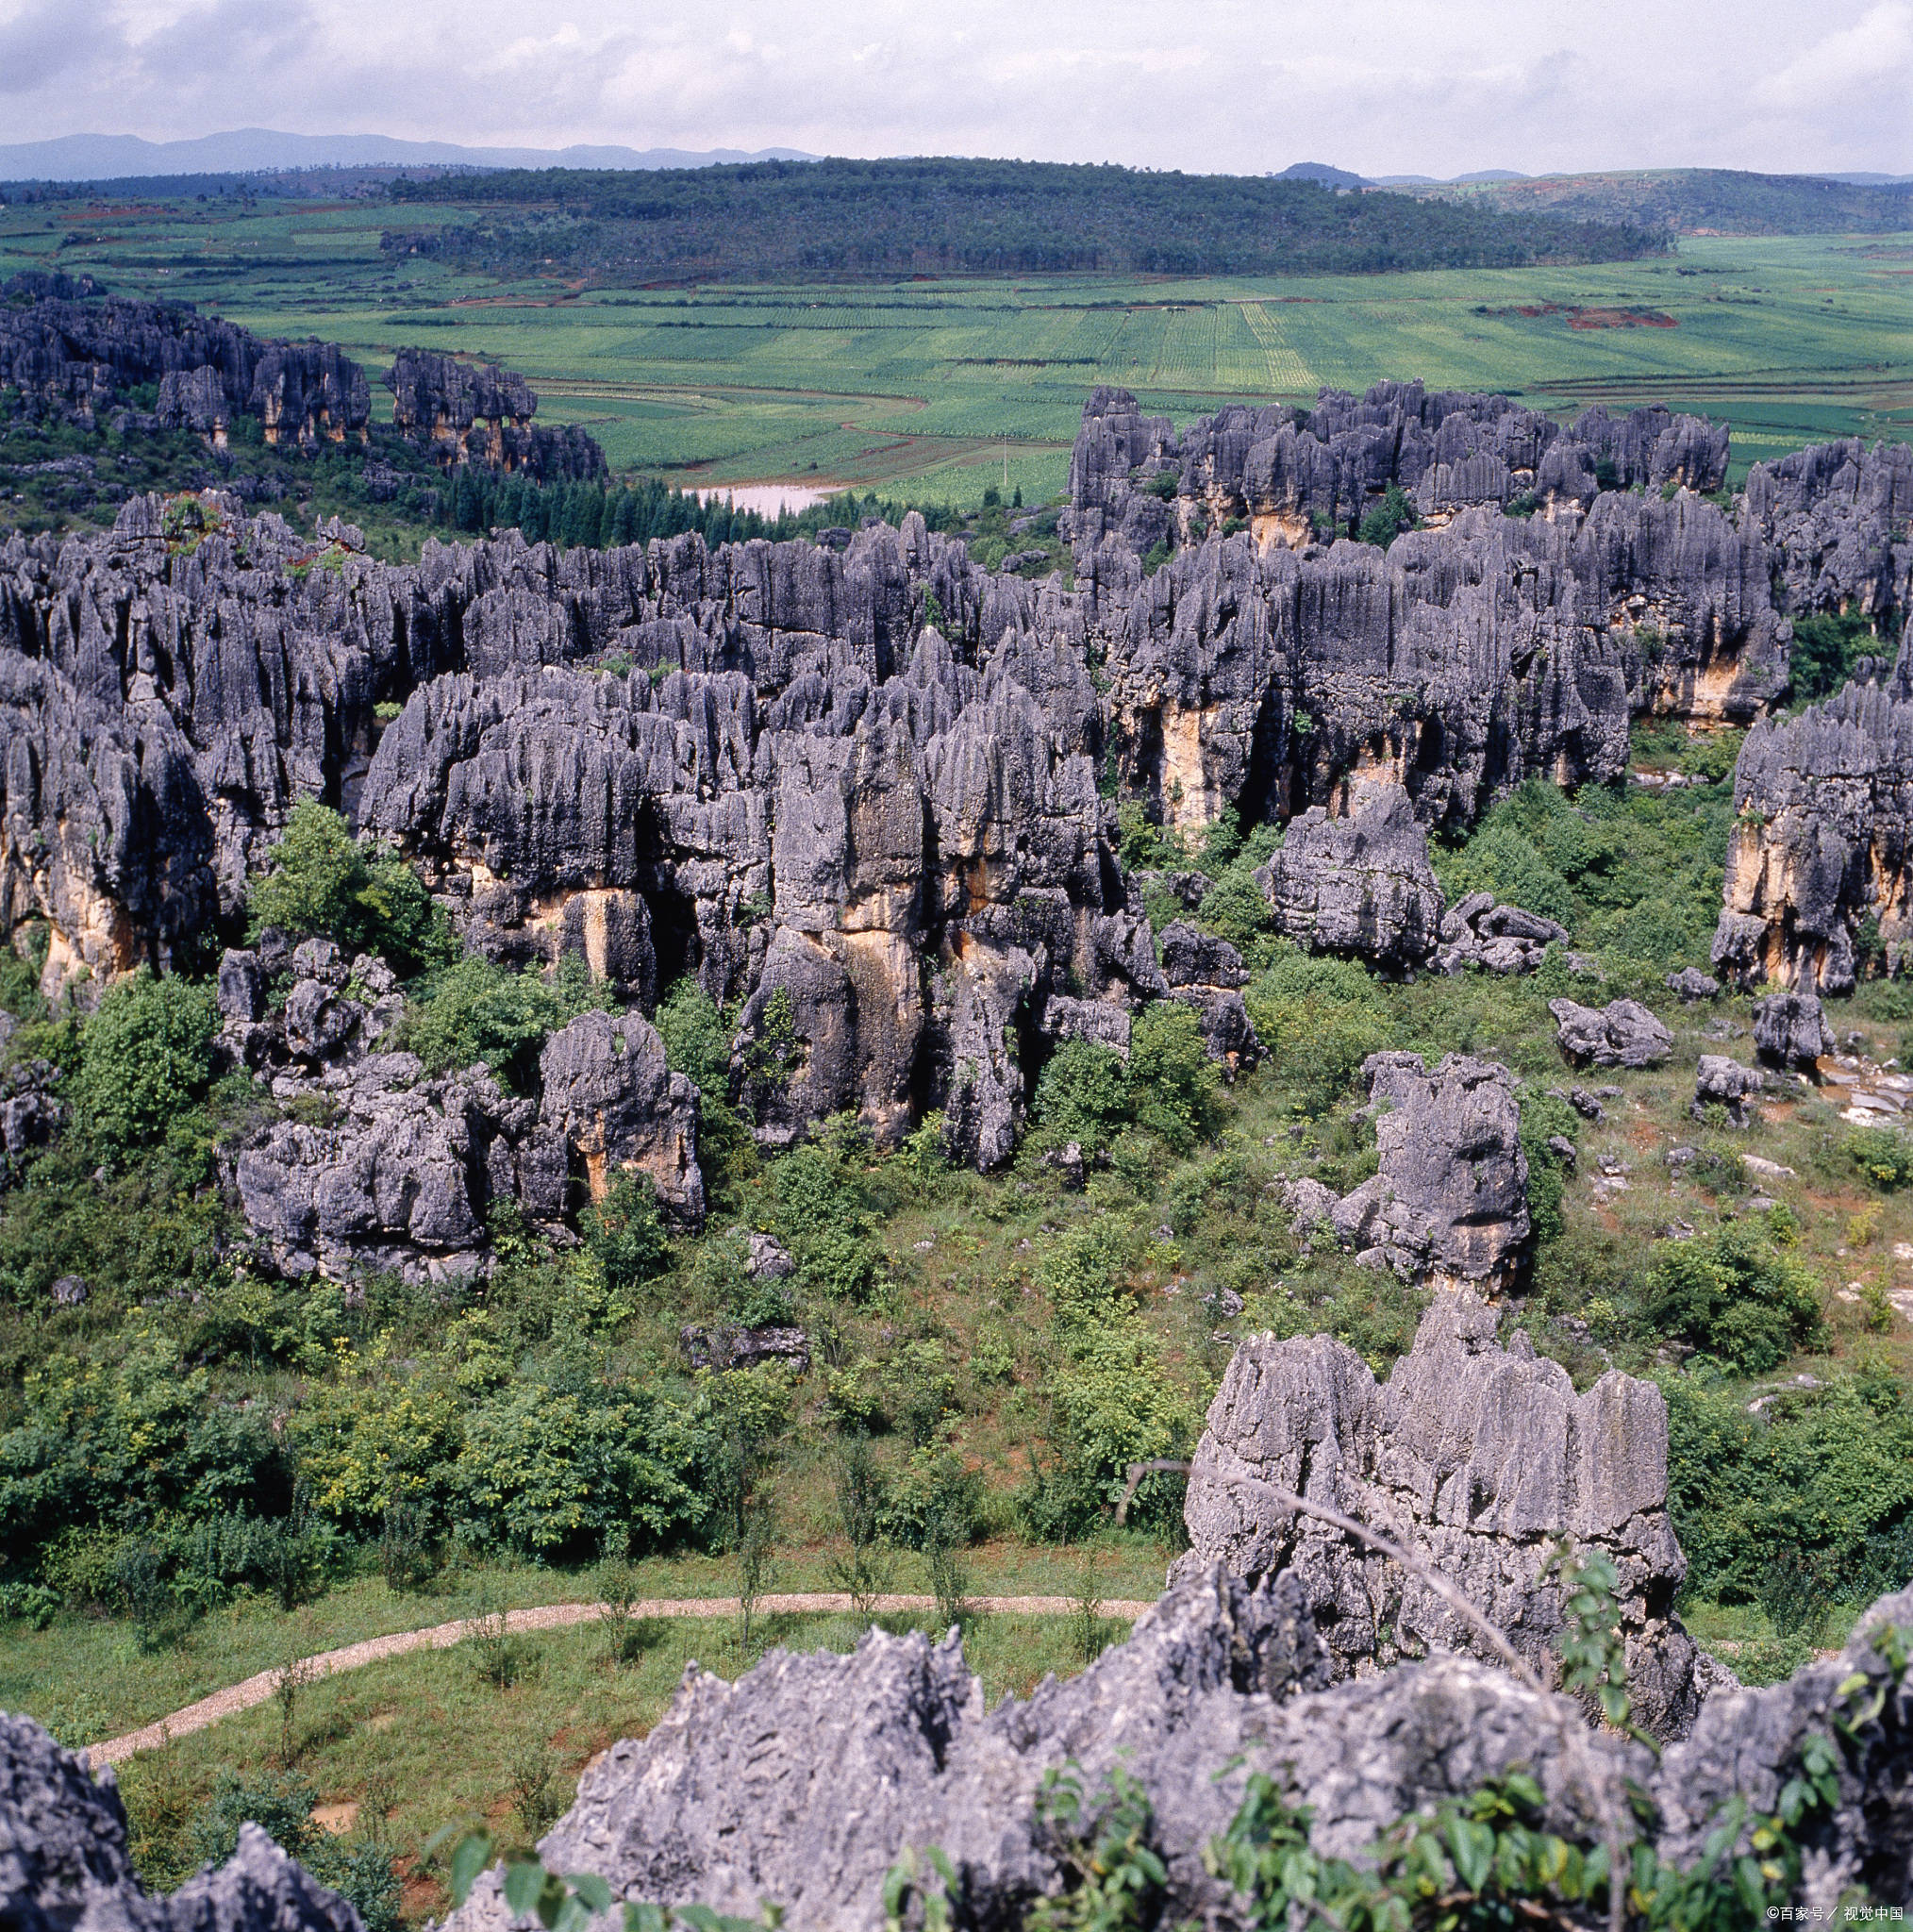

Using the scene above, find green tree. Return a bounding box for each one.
[247,802,449,975]
[398,955,612,1091]
[1125,1004,1223,1154]
[1356,482,1419,549]
[74,969,218,1159]
[582,1171,671,1292]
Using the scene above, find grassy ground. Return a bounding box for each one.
[2,1538,1169,1749]
[3,729,1910,1918]
[108,1604,1133,1911]
[5,193,1907,497]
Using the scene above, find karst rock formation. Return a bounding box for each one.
[0,377,1906,1270]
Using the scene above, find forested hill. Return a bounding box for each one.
[382,156,1668,281]
[1402,167,1913,235]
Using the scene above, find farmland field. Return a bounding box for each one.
[3,192,1906,503]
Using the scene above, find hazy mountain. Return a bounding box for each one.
[0,128,815,182]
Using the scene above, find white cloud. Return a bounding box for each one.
[0,0,1905,175]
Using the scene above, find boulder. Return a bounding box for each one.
[1753,991,1835,1073]
[1175,1291,1705,1739]
[1437,894,1569,975]
[1344,1051,1530,1289]
[1666,966,1721,1003]
[1156,921,1259,1075]
[535,1009,704,1226]
[680,1324,809,1373]
[1692,1054,1764,1127]
[0,1715,360,1932]
[1255,784,1444,971]
[1547,996,1674,1069]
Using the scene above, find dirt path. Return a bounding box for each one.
[86,1592,1154,1770]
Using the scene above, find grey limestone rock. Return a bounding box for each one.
[1256,784,1443,971]
[535,1008,704,1226]
[1437,894,1570,975]
[1667,965,1721,1002]
[1713,686,1913,992]
[0,1714,360,1932]
[439,1534,1913,1929]
[1175,1291,1704,1740]
[1693,1054,1764,1127]
[1753,990,1836,1073]
[1349,1051,1530,1288]
[1547,995,1674,1069]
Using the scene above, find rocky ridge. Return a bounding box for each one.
[1174,1291,1702,1738]
[0,1712,361,1932]
[0,381,1905,1242]
[219,934,701,1282]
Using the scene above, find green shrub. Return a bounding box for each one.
[581,1171,671,1292]
[1356,482,1418,548]
[1125,1005,1223,1154]
[653,976,733,1091]
[397,954,612,1091]
[73,969,217,1159]
[185,1771,401,1932]
[1644,1226,1825,1374]
[449,1364,712,1560]
[1665,1369,1913,1605]
[770,1143,884,1300]
[1789,611,1876,706]
[1193,866,1273,950]
[1848,1124,1913,1192]
[246,801,450,975]
[1244,943,1389,1112]
[1033,1040,1128,1144]
[1516,1089,1580,1251]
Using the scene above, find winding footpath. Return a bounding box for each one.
[86,1591,1155,1771]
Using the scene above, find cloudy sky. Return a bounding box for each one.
[2,0,1909,177]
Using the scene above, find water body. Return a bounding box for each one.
[692,484,835,518]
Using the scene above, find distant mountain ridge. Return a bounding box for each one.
[0,129,815,183]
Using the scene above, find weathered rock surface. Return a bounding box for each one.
[1353,1052,1530,1287]
[1548,995,1674,1069]
[1156,919,1258,1074]
[1437,892,1569,974]
[1282,1052,1529,1286]
[1713,685,1913,992]
[0,1713,360,1932]
[1175,1291,1704,1740]
[222,946,699,1281]
[1753,991,1835,1073]
[0,282,369,446]
[432,1557,1913,1930]
[1693,1053,1764,1127]
[0,385,1905,1177]
[1255,783,1444,970]
[1667,965,1720,1002]
[384,350,606,485]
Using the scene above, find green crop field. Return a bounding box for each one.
[3,192,1907,504]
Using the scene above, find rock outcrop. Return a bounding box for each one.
[1547,995,1674,1069]
[1753,991,1835,1073]
[0,282,369,446]
[0,384,1905,1184]
[1692,1054,1764,1127]
[1174,1292,1704,1740]
[1437,892,1569,974]
[1287,1052,1530,1289]
[429,1565,1913,1930]
[221,941,700,1282]
[0,1713,361,1932]
[1712,686,1913,992]
[1255,783,1443,970]
[385,350,607,484]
